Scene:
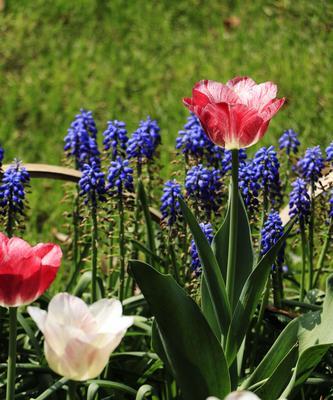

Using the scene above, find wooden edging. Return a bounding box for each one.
[1,163,332,226]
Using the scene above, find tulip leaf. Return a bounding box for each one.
[212,190,254,309]
[243,318,299,391]
[201,276,221,339]
[225,220,294,365]
[87,382,99,400]
[151,319,174,375]
[179,198,231,338]
[130,260,231,400]
[280,275,333,398]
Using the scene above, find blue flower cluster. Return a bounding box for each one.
[103,120,128,160]
[221,149,247,174]
[260,211,285,265]
[64,109,100,169]
[279,129,300,155]
[297,146,324,184]
[126,116,160,163]
[289,178,311,224]
[252,146,282,207]
[326,142,333,162]
[107,156,134,196]
[160,180,183,226]
[79,161,106,205]
[190,222,213,276]
[238,160,261,211]
[185,164,222,214]
[0,160,30,214]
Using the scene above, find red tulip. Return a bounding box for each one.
[0,233,62,307]
[183,77,285,149]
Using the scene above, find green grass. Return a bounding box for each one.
[0,0,332,240]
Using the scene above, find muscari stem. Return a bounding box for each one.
[91,196,98,303]
[226,149,239,309]
[313,219,333,287]
[308,183,315,290]
[118,195,126,302]
[6,307,17,400]
[300,221,307,301]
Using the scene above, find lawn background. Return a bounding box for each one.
[0,0,332,240]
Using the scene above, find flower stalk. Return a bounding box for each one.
[226,149,239,309]
[6,307,17,400]
[91,197,98,303]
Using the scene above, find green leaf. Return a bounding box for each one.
[212,191,254,308]
[85,380,137,396]
[201,276,220,339]
[151,320,174,375]
[280,275,333,398]
[136,384,159,400]
[87,382,99,400]
[130,260,231,400]
[31,378,68,400]
[225,220,294,365]
[179,198,231,338]
[243,318,299,391]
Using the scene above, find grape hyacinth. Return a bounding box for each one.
[79,161,106,205]
[176,114,219,160]
[221,149,247,174]
[126,116,160,164]
[238,160,261,212]
[279,129,300,155]
[0,159,30,216]
[297,146,324,184]
[107,156,134,197]
[260,211,285,264]
[252,146,282,208]
[289,178,311,224]
[326,142,333,163]
[190,222,213,276]
[103,120,128,160]
[64,109,100,169]
[160,180,183,226]
[185,164,222,214]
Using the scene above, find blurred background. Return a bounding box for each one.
[0,0,332,239]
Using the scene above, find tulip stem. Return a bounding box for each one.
[226,149,239,310]
[300,221,307,302]
[6,307,17,400]
[91,197,98,303]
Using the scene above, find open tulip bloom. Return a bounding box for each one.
[28,293,134,381]
[0,232,62,307]
[183,77,285,149]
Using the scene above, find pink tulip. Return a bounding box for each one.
[0,233,62,307]
[183,77,285,149]
[28,293,134,381]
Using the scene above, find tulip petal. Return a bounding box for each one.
[194,80,240,104]
[260,98,285,121]
[7,237,33,264]
[200,102,231,147]
[48,293,95,331]
[33,243,63,267]
[27,306,47,333]
[246,82,278,111]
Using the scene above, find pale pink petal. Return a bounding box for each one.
[247,82,278,111]
[48,293,95,332]
[259,98,285,121]
[27,306,48,333]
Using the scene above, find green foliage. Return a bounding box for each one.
[130,260,231,400]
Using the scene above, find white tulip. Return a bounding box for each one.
[224,391,261,400]
[28,293,133,381]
